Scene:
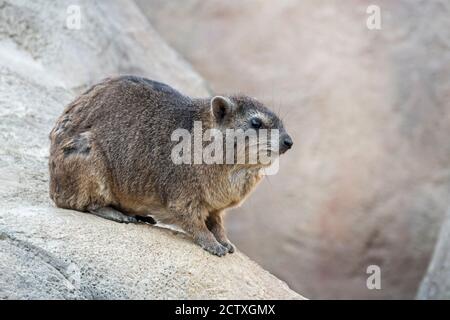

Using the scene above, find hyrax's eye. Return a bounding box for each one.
[250,117,262,129]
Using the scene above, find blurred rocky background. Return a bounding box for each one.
[136,0,450,299]
[417,208,450,299]
[0,0,449,299]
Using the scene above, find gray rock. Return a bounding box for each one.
[0,0,209,95]
[0,0,302,299]
[417,208,450,299]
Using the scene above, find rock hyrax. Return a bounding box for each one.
[49,76,293,256]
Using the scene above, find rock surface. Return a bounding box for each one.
[417,208,450,299]
[0,0,302,299]
[0,0,209,95]
[138,0,450,298]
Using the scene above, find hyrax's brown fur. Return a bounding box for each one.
[49,76,292,256]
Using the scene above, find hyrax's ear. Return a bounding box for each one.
[211,96,234,121]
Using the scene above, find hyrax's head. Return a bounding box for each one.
[209,95,293,166]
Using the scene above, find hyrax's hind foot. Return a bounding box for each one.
[89,207,138,224]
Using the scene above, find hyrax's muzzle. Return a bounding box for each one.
[279,133,293,154]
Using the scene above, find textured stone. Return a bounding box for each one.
[138,0,450,298]
[0,0,209,95]
[0,0,302,299]
[417,208,450,299]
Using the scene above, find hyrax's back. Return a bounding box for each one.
[49,76,193,213]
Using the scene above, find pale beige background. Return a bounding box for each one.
[137,0,450,299]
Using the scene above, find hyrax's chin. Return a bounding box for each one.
[235,145,279,167]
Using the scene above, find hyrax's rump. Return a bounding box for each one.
[49,76,293,256]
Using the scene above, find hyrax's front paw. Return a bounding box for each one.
[204,242,228,257]
[197,239,228,257]
[221,241,235,254]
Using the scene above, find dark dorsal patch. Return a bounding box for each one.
[63,133,91,157]
[120,75,174,94]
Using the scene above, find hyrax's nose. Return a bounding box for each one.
[279,134,293,154]
[283,135,293,149]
